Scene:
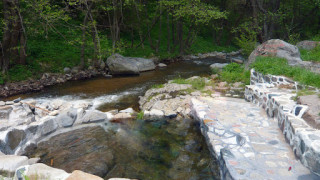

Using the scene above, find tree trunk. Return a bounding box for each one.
[80,2,92,69]
[166,12,170,52]
[0,0,26,73]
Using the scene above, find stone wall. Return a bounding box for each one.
[245,69,320,176]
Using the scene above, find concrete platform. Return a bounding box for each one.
[191,97,319,180]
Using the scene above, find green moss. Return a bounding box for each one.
[171,78,189,84]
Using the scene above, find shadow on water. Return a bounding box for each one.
[25,118,220,180]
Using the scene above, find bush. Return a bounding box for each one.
[0,74,4,85]
[251,56,320,88]
[219,63,250,84]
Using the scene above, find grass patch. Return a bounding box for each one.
[190,78,206,90]
[296,89,317,97]
[172,77,206,90]
[7,65,33,82]
[172,78,189,84]
[219,63,250,84]
[137,111,144,120]
[300,45,320,62]
[251,56,320,88]
[151,84,164,89]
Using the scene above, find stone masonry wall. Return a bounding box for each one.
[245,69,320,176]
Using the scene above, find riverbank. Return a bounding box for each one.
[0,51,242,99]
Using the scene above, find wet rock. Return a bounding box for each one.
[26,126,114,177]
[57,113,76,128]
[158,63,167,68]
[164,110,177,119]
[210,63,228,69]
[0,101,5,106]
[6,129,26,150]
[13,98,21,103]
[0,155,29,176]
[5,101,14,105]
[128,57,156,72]
[81,110,108,123]
[0,106,12,120]
[298,95,320,129]
[111,113,132,123]
[67,170,103,180]
[119,108,135,114]
[40,117,58,135]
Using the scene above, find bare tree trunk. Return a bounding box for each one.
[1,0,26,73]
[166,12,170,52]
[80,1,92,69]
[156,5,162,53]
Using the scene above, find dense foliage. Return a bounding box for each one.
[0,0,320,83]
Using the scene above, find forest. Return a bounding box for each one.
[0,0,320,83]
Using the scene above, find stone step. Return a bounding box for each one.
[191,97,319,180]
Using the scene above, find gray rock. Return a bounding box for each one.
[0,101,5,106]
[57,113,75,128]
[119,108,135,114]
[149,109,164,117]
[106,54,155,75]
[106,54,140,75]
[5,101,14,105]
[81,110,108,123]
[158,63,167,68]
[16,163,70,180]
[246,39,302,69]
[13,98,21,103]
[6,129,26,150]
[64,67,71,74]
[128,57,156,72]
[40,117,58,135]
[297,40,320,50]
[0,155,29,176]
[210,63,229,69]
[164,110,177,118]
[0,106,13,120]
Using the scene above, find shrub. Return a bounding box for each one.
[8,65,33,82]
[300,45,320,62]
[137,111,144,120]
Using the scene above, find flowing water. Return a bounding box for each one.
[21,58,225,179]
[9,58,226,111]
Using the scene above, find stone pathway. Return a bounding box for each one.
[191,97,319,180]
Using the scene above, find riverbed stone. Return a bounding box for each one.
[149,109,164,117]
[210,63,228,69]
[158,63,167,68]
[106,54,140,75]
[6,129,26,150]
[66,170,103,180]
[40,117,58,135]
[119,108,135,114]
[81,110,108,123]
[0,155,29,176]
[17,163,70,180]
[0,106,12,120]
[0,101,5,106]
[128,57,156,72]
[57,113,75,128]
[5,101,14,105]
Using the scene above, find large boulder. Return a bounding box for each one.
[106,54,155,75]
[0,155,29,176]
[66,170,103,180]
[297,40,320,50]
[246,39,302,69]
